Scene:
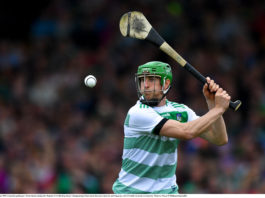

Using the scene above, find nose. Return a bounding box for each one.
[144,79,151,88]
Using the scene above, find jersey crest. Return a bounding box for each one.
[176,113,182,121]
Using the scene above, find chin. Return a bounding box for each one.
[144,96,152,100]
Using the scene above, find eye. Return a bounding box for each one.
[148,76,155,81]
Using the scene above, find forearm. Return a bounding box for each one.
[200,102,228,145]
[212,116,228,142]
[199,79,230,145]
[185,107,224,138]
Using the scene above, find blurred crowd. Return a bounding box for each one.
[0,0,264,194]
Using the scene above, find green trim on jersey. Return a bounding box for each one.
[124,135,178,154]
[168,101,185,109]
[124,114,130,127]
[140,103,149,109]
[122,158,176,179]
[113,180,178,194]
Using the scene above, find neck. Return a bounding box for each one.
[157,97,167,107]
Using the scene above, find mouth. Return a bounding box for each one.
[141,90,153,96]
[143,92,157,100]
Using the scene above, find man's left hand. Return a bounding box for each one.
[203,77,220,108]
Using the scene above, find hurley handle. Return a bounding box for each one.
[184,63,242,111]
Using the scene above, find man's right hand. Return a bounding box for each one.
[214,88,231,113]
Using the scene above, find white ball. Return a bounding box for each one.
[84,75,97,88]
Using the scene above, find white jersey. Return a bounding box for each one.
[112,100,199,194]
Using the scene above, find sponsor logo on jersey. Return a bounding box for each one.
[163,113,170,117]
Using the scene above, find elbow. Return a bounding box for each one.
[182,126,196,140]
[215,137,228,146]
[182,133,194,140]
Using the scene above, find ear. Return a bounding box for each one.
[164,79,171,89]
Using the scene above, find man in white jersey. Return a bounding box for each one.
[112,61,231,194]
